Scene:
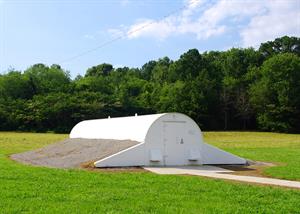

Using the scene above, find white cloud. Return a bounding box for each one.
[84,34,95,40]
[110,0,208,40]
[241,1,300,47]
[186,0,204,9]
[107,0,300,47]
[127,17,177,40]
[182,0,205,17]
[120,0,130,7]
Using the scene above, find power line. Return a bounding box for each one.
[58,1,198,64]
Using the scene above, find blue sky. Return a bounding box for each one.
[1,0,299,77]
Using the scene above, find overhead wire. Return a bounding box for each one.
[58,1,199,64]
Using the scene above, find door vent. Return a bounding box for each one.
[188,149,200,161]
[150,149,162,162]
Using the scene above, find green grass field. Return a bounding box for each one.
[204,132,300,181]
[0,132,300,213]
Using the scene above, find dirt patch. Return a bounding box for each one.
[218,160,277,177]
[11,138,140,169]
[79,160,146,172]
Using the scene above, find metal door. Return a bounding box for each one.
[163,121,186,166]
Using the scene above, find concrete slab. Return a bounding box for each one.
[144,166,300,189]
[196,173,300,189]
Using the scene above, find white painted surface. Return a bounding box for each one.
[70,113,165,141]
[196,173,300,189]
[71,113,247,167]
[149,149,163,162]
[95,143,145,167]
[201,143,246,165]
[188,149,201,161]
[144,166,234,174]
[144,166,300,189]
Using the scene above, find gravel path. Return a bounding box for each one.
[11,138,140,168]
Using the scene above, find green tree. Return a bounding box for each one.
[0,70,32,99]
[140,60,157,81]
[151,57,172,83]
[24,64,71,94]
[219,48,262,129]
[168,49,203,82]
[85,63,113,77]
[250,53,300,132]
[0,36,299,133]
[259,36,300,57]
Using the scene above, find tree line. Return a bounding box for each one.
[0,36,299,133]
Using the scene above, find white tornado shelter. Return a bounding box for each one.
[70,113,246,167]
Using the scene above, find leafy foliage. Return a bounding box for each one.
[0,36,299,133]
[250,53,300,132]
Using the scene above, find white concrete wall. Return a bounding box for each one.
[94,143,146,167]
[144,113,204,166]
[200,143,246,165]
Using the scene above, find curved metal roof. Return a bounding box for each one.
[70,113,166,142]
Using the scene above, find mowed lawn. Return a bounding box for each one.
[204,132,300,181]
[0,132,300,213]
